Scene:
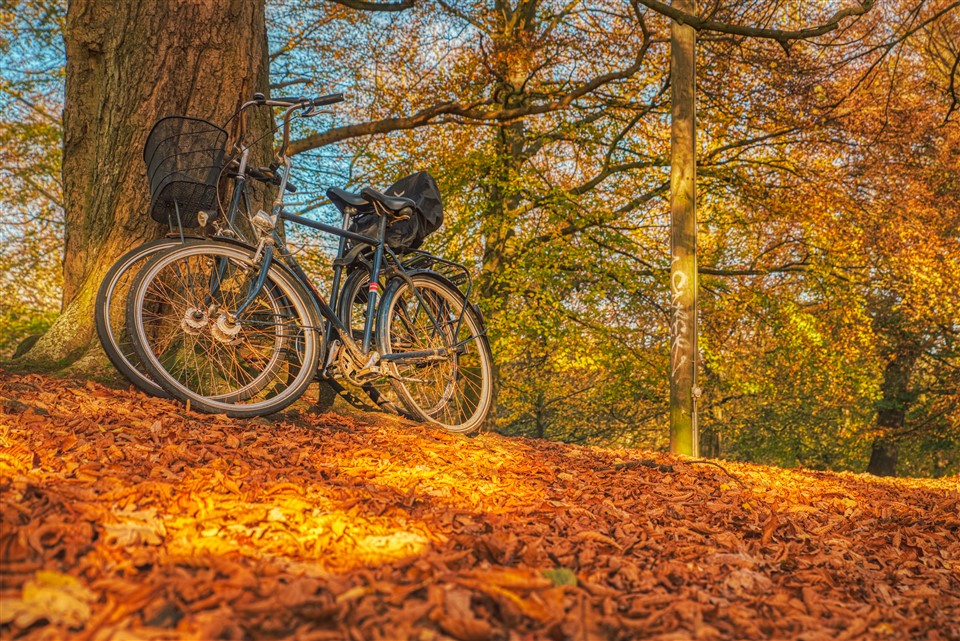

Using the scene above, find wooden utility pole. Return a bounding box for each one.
[669,0,699,456]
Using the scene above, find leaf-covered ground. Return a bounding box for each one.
[0,371,957,641]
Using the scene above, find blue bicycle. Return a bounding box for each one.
[121,94,494,434]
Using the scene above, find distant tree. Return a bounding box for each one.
[693,0,960,476]
[0,0,65,358]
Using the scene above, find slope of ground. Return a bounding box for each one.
[0,371,957,641]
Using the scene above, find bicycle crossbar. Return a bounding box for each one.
[280,210,378,246]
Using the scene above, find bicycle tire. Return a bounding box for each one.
[377,272,494,434]
[126,240,320,417]
[94,237,200,398]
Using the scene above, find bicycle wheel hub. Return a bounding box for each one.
[181,308,208,334]
[211,314,242,344]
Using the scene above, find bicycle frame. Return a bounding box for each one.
[272,208,464,369]
[275,208,386,360]
[206,96,478,380]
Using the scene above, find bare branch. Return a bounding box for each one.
[945,50,960,123]
[633,0,877,45]
[289,27,652,155]
[270,77,313,91]
[0,82,60,124]
[327,0,414,11]
[699,261,811,277]
[436,0,487,31]
[288,100,486,155]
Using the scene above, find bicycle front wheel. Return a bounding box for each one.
[126,241,320,417]
[377,273,494,434]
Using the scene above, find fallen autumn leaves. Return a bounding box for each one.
[0,371,957,640]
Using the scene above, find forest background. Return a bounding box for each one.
[0,0,957,478]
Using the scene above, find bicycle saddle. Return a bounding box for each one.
[327,187,369,212]
[360,187,416,214]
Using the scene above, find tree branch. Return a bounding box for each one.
[328,0,414,11]
[945,49,960,123]
[288,100,486,154]
[0,81,60,124]
[633,0,877,45]
[289,29,653,155]
[270,77,313,91]
[18,173,64,210]
[435,0,487,31]
[699,261,811,277]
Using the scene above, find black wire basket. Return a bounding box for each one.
[143,116,228,228]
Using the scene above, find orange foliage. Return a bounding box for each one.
[0,372,958,640]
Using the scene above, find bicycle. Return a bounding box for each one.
[122,94,495,434]
[94,113,292,398]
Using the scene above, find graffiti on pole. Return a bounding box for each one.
[670,256,690,380]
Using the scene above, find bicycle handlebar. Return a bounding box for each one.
[232,91,345,193]
[227,159,297,193]
[250,92,345,108]
[242,91,347,160]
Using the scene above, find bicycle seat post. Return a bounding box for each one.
[360,210,390,355]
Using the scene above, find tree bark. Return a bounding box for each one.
[21,0,270,372]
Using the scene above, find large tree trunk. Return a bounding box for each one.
[20,0,270,373]
[866,347,919,477]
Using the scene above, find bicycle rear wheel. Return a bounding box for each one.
[376,273,494,434]
[126,241,319,417]
[95,238,192,398]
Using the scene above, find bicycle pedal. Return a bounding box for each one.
[354,365,382,380]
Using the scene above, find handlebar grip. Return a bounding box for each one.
[248,166,297,193]
[246,166,270,181]
[258,93,344,108]
[311,93,345,107]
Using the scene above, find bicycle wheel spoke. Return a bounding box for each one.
[129,242,318,416]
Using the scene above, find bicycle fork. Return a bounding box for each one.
[231,240,274,319]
